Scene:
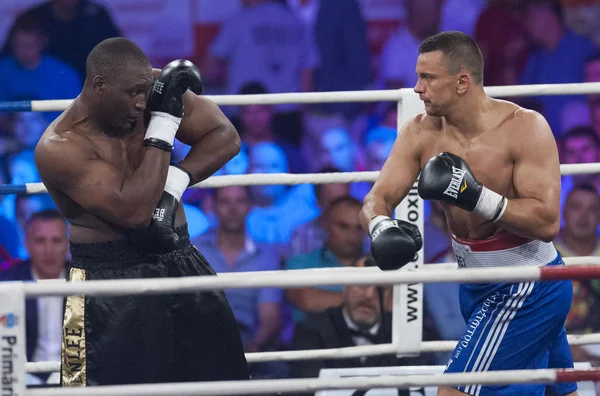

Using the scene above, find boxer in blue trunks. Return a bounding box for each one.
[360,31,578,396]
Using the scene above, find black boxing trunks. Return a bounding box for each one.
[60,226,250,386]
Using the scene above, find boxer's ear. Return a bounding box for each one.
[152,68,162,80]
[92,75,106,93]
[456,73,470,95]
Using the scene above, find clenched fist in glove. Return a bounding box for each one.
[368,216,423,271]
[144,59,204,152]
[418,152,508,222]
[146,164,192,253]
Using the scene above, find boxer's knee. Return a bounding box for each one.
[437,386,469,396]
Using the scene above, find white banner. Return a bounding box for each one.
[0,282,26,396]
[392,182,423,356]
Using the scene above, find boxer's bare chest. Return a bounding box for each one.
[93,123,146,177]
[419,116,519,238]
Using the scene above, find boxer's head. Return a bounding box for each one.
[214,186,251,233]
[563,184,600,242]
[85,38,153,136]
[343,255,382,330]
[415,31,484,117]
[25,210,68,280]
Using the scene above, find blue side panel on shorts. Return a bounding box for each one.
[444,254,577,396]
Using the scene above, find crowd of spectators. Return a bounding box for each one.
[2,0,600,388]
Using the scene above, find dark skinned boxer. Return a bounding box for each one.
[34,37,249,387]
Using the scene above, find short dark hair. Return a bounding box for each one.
[418,31,484,85]
[327,195,362,214]
[213,185,251,202]
[562,126,600,146]
[26,209,66,228]
[566,184,600,205]
[85,37,150,81]
[314,167,343,201]
[9,14,45,38]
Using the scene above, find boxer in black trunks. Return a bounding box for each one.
[34,38,249,386]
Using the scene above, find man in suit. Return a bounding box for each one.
[291,254,435,394]
[0,209,69,383]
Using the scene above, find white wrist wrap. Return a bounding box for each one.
[164,166,190,202]
[475,186,505,222]
[145,112,182,146]
[369,215,390,235]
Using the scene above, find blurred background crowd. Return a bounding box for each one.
[2,0,600,391]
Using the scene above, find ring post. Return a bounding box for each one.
[392,89,425,356]
[0,282,27,395]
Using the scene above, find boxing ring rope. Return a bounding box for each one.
[3,81,600,393]
[23,368,600,396]
[1,162,600,195]
[1,82,599,112]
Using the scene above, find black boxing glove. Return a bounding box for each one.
[144,59,204,152]
[418,152,508,222]
[368,216,423,271]
[147,164,192,252]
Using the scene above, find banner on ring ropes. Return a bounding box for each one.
[0,282,26,396]
[392,91,425,356]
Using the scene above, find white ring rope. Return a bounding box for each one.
[25,368,600,396]
[17,162,600,195]
[24,333,600,374]
[25,82,600,112]
[16,256,600,298]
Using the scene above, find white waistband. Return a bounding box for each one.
[451,239,558,269]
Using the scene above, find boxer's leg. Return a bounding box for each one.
[168,244,250,382]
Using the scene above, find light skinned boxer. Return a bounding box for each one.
[34,38,250,386]
[360,31,577,396]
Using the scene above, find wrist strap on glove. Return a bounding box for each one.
[165,165,190,202]
[143,112,182,152]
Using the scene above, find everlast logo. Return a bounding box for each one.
[2,336,17,396]
[443,167,467,199]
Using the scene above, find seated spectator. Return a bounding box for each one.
[14,195,57,259]
[520,0,597,137]
[192,186,286,378]
[474,0,531,87]
[558,126,600,207]
[290,167,350,256]
[352,126,397,201]
[291,254,435,384]
[10,0,121,80]
[205,0,318,141]
[313,127,362,174]
[379,0,443,90]
[586,53,600,139]
[286,196,364,323]
[0,14,81,122]
[0,210,69,383]
[553,184,600,365]
[237,82,305,173]
[422,201,465,363]
[246,142,318,246]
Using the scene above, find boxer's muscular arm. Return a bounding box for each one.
[359,117,422,231]
[495,111,561,242]
[174,91,240,185]
[35,134,169,229]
